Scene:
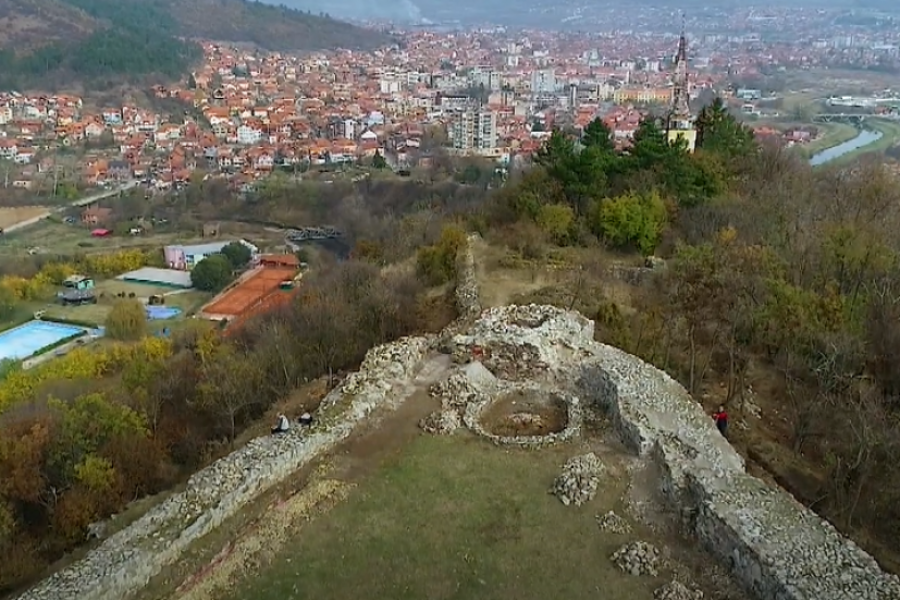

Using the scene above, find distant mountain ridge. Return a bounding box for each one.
[0,0,391,91]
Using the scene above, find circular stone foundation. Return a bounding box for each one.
[463,385,582,447]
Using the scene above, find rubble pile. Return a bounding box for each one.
[611,540,664,577]
[654,580,704,600]
[596,510,632,535]
[549,453,605,506]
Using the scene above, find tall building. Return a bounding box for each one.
[451,105,497,154]
[666,22,697,152]
[531,69,557,94]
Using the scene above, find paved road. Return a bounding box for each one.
[2,180,140,235]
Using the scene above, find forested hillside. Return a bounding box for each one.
[0,0,390,90]
[484,100,900,574]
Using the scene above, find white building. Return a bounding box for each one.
[236,124,262,145]
[451,107,498,154]
[531,69,557,94]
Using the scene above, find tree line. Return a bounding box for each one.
[0,255,450,593]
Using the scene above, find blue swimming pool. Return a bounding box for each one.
[0,320,88,361]
[145,306,182,320]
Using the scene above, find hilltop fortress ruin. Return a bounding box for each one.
[16,237,900,600]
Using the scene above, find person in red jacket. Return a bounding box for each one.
[712,405,728,437]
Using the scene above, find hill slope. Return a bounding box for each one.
[163,0,391,52]
[0,0,390,91]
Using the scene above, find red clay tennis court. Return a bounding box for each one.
[201,266,298,318]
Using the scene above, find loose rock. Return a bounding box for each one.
[654,580,704,600]
[550,453,605,507]
[418,409,461,435]
[612,540,663,577]
[596,510,632,535]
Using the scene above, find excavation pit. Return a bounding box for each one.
[463,385,582,448]
[480,389,568,437]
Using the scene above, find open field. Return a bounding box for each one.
[0,220,193,257]
[0,206,50,229]
[0,219,294,258]
[35,279,211,326]
[132,383,745,600]
[226,436,665,600]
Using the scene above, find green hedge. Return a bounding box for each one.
[37,315,101,329]
[32,330,88,358]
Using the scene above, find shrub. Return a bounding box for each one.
[105,300,148,341]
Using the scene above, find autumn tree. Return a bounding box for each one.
[105,299,148,341]
[196,342,265,442]
[590,190,667,255]
[535,204,575,245]
[416,224,467,285]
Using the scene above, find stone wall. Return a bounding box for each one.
[15,336,434,600]
[453,304,900,600]
[453,234,482,321]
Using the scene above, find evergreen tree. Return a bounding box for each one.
[581,118,615,153]
[695,97,755,157]
[372,150,387,169]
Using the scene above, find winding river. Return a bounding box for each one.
[808,128,883,166]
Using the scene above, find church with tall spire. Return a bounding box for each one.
[666,19,697,152]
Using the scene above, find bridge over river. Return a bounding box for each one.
[813,113,900,124]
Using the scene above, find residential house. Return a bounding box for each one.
[102,109,123,125]
[0,139,17,160]
[81,206,113,226]
[164,240,258,270]
[85,122,105,138]
[237,124,262,145]
[108,160,132,180]
[14,149,34,164]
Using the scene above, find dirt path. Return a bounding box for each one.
[143,354,450,600]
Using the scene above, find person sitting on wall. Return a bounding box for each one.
[299,412,314,427]
[271,413,290,434]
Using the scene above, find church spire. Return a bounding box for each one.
[677,13,687,64]
[670,13,691,121]
[666,15,697,152]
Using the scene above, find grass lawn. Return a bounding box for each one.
[224,435,660,600]
[0,220,195,257]
[35,280,211,327]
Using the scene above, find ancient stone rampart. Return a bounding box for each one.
[452,305,900,600]
[453,233,482,321]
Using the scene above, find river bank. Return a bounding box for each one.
[809,119,900,166]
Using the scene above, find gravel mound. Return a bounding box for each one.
[596,510,632,534]
[549,453,605,506]
[611,540,663,576]
[654,580,704,600]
